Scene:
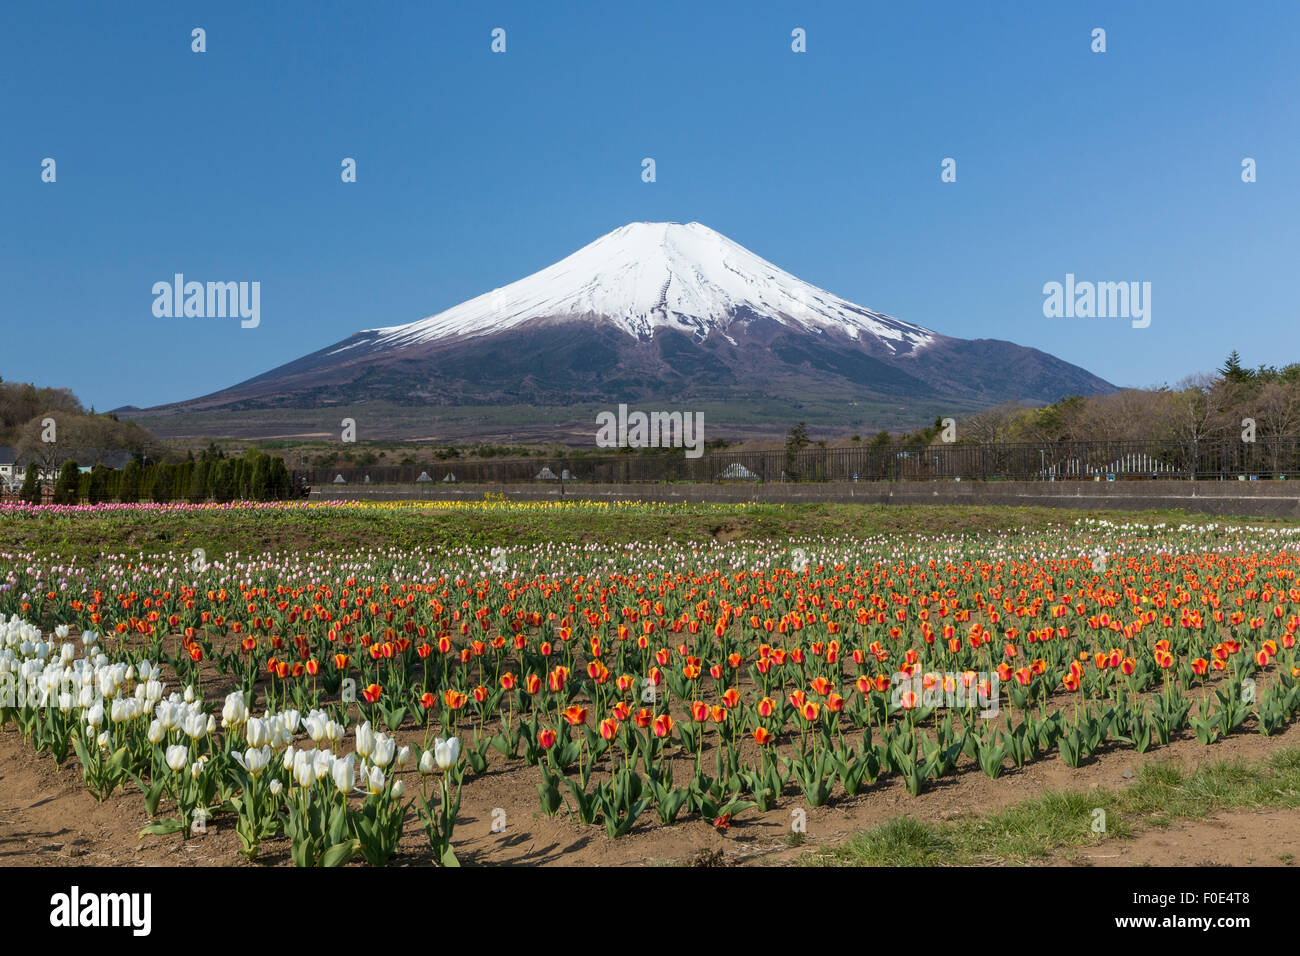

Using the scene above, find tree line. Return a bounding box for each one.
[15,447,295,505]
[951,352,1300,446]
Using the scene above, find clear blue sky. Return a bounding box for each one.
[2,0,1296,411]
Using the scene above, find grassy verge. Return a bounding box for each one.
[810,748,1300,866]
[2,501,1298,563]
[2,501,1296,562]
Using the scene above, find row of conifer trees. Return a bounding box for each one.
[15,448,294,504]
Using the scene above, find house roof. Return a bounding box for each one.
[0,447,16,465]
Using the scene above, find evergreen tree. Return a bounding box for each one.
[214,460,233,502]
[119,458,141,502]
[1219,350,1252,384]
[176,459,194,500]
[190,459,210,502]
[268,456,291,499]
[53,460,80,504]
[251,452,271,500]
[152,463,173,503]
[87,464,109,504]
[19,461,40,504]
[785,422,811,454]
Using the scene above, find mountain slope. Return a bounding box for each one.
[361,221,938,351]
[131,222,1115,438]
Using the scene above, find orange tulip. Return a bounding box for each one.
[443,689,468,710]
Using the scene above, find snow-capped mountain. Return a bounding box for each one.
[133,222,1115,440]
[357,221,936,352]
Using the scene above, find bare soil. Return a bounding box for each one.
[4,715,1299,868]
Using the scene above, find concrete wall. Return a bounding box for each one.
[309,479,1300,519]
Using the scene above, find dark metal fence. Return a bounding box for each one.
[299,438,1300,486]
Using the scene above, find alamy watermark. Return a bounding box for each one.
[890,670,1000,717]
[50,886,151,936]
[152,274,260,328]
[596,404,703,458]
[1042,274,1150,329]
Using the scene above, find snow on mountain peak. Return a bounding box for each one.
[362,221,937,352]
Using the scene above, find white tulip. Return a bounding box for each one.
[165,744,188,772]
[331,753,355,795]
[293,749,315,788]
[355,721,375,760]
[245,717,268,748]
[221,692,248,727]
[234,747,270,777]
[303,713,327,743]
[182,713,207,740]
[434,736,460,771]
[372,734,395,769]
[313,750,333,782]
[269,779,283,797]
[147,719,165,744]
[268,716,293,750]
[155,701,177,731]
[366,766,385,795]
[396,745,412,770]
[391,777,405,798]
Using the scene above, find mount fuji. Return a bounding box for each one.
[133,222,1115,440]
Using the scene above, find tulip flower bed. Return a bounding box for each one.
[4,515,1300,866]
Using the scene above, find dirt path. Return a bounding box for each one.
[1058,809,1300,867]
[4,717,1300,867]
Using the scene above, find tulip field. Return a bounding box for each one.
[4,501,1300,866]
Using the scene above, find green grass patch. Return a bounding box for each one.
[3,501,1295,564]
[812,748,1300,867]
